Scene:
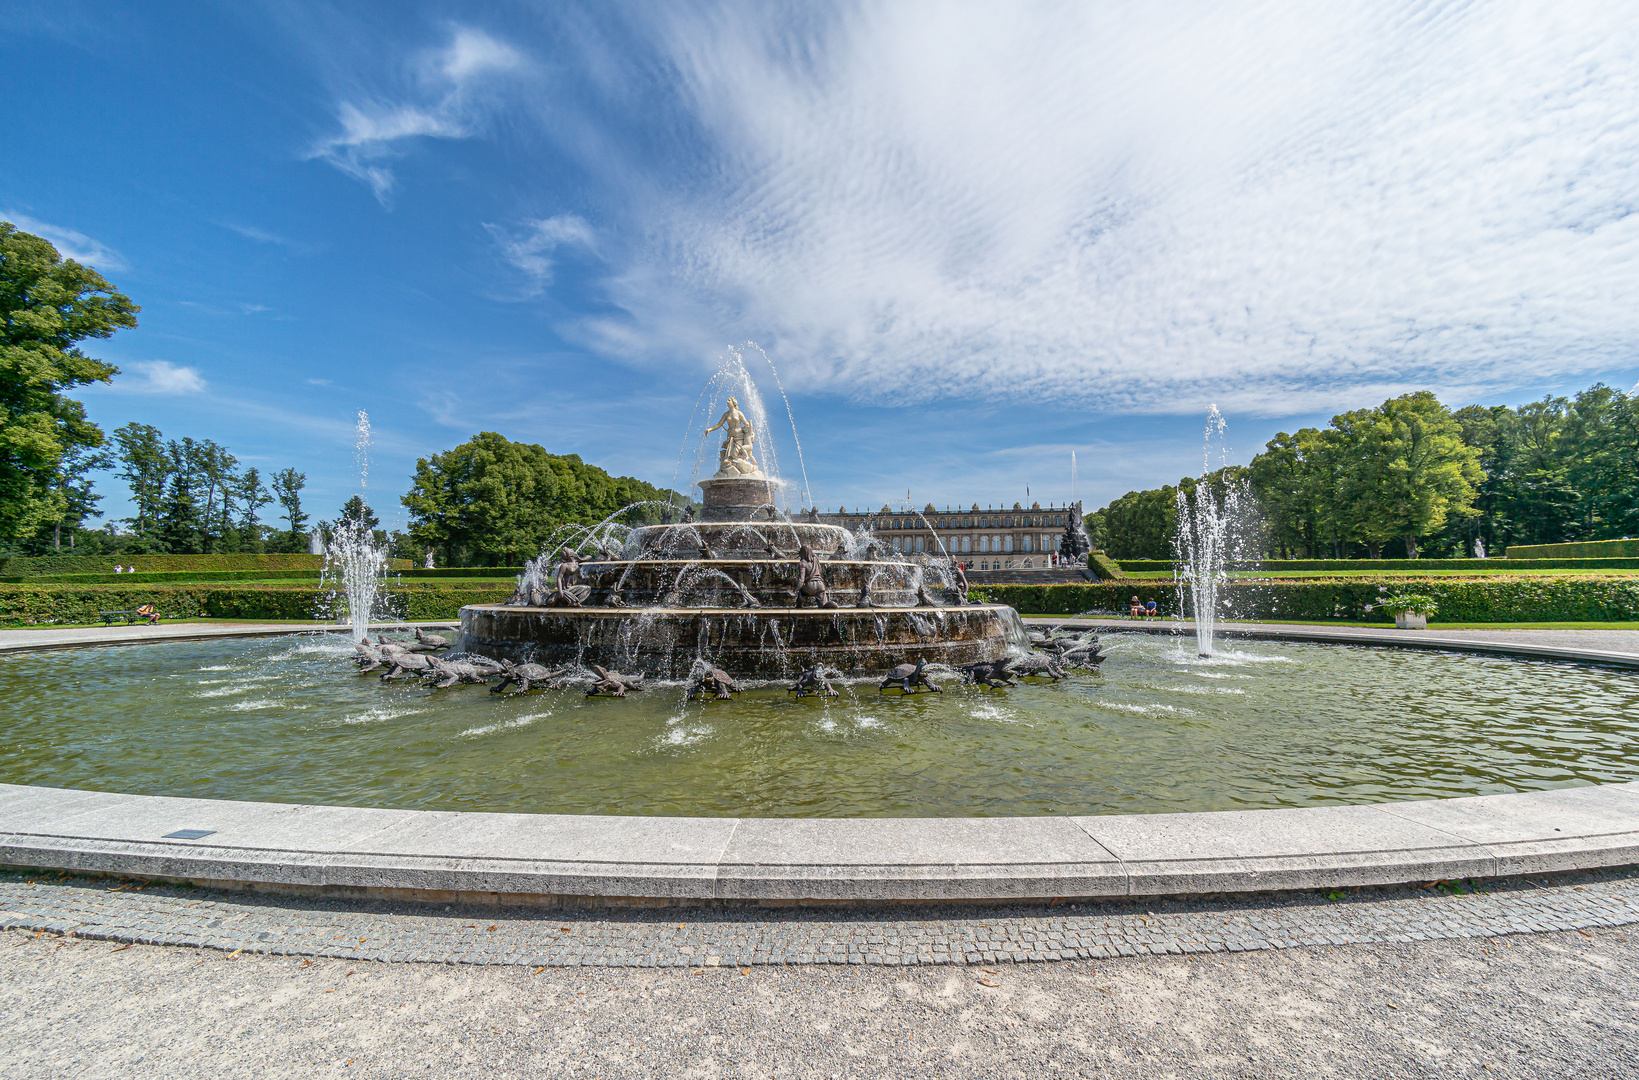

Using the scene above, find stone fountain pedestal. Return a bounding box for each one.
[698,472,778,522]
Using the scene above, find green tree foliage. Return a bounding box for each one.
[1337,392,1482,559]
[1098,483,1181,559]
[402,432,686,566]
[235,468,272,533]
[337,495,379,531]
[111,423,169,540]
[0,222,138,542]
[270,469,309,552]
[156,472,203,554]
[1104,386,1638,561]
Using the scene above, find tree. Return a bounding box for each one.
[182,438,238,548]
[0,222,138,541]
[49,442,110,551]
[235,467,272,535]
[270,468,308,552]
[1097,484,1180,560]
[337,495,379,531]
[1349,393,1481,559]
[402,432,687,566]
[1247,432,1314,559]
[111,423,170,540]
[156,473,203,553]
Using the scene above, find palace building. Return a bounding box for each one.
[815,502,1083,571]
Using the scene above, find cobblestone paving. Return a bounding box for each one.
[3,866,1635,968]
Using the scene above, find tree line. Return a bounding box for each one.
[1092,386,1639,560]
[0,221,686,564]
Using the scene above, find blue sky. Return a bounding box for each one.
[6,1,1638,532]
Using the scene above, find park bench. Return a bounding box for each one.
[99,609,157,625]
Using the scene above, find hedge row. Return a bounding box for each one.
[1114,557,1639,572]
[1505,539,1639,560]
[402,567,525,579]
[0,554,415,576]
[0,582,513,624]
[1,569,327,585]
[972,577,1639,623]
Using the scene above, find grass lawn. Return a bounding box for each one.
[1120,568,1639,580]
[1051,615,1639,630]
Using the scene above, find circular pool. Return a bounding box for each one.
[6,631,1637,820]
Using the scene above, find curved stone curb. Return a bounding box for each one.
[1031,618,1639,670]
[3,783,1637,906]
[0,621,458,656]
[4,867,1636,967]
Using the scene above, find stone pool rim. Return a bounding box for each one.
[1,622,1636,905]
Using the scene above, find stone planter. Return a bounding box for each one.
[1394,611,1428,629]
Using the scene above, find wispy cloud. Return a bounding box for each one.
[2,212,127,272]
[531,0,1639,416]
[488,215,596,294]
[218,222,305,250]
[308,26,525,205]
[112,360,207,395]
[177,300,271,316]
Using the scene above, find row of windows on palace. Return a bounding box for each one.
[813,503,1080,569]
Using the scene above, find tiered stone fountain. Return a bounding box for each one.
[459,396,1027,678]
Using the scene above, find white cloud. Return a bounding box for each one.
[438,25,524,82]
[308,26,525,204]
[488,215,596,292]
[545,0,1639,415]
[118,361,206,395]
[2,212,126,272]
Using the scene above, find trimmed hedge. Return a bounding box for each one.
[1505,539,1639,560]
[1088,552,1128,580]
[402,567,525,579]
[1115,557,1639,572]
[972,577,1639,623]
[0,582,512,624]
[0,554,415,577]
[1,570,325,585]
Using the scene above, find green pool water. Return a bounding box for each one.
[2,632,1636,818]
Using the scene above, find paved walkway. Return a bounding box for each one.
[1027,618,1639,662]
[0,620,458,654]
[4,866,1635,969]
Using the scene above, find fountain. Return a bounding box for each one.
[319,410,393,643]
[457,363,1028,677]
[1173,407,1259,657]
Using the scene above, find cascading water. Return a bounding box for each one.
[456,353,1027,678]
[1173,407,1259,657]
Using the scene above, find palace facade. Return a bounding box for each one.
[815,502,1082,570]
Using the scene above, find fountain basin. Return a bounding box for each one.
[459,602,1024,678]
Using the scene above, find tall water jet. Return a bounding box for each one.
[321,410,391,643]
[1173,407,1260,657]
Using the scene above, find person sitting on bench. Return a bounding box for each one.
[136,603,158,626]
[1129,595,1143,617]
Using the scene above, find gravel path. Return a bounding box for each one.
[3,921,1634,1079]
